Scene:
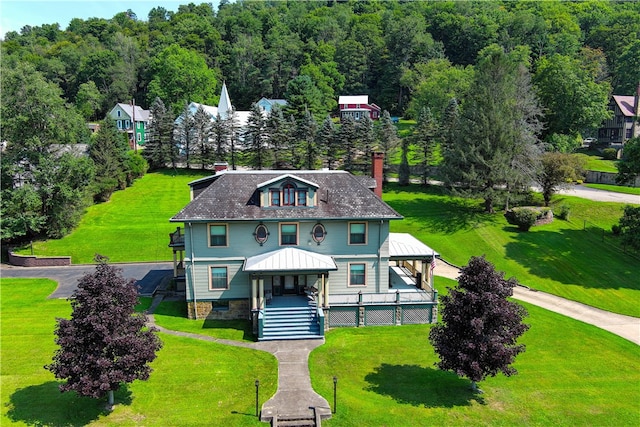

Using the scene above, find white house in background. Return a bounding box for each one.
[174,82,250,128]
[108,103,150,148]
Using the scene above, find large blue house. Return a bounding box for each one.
[169,154,438,340]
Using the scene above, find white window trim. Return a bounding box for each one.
[209,265,229,290]
[208,223,229,248]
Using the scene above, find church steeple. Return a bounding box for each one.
[218,81,232,119]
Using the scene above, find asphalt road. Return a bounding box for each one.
[0,262,173,298]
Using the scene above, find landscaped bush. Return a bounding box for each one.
[556,204,571,220]
[602,148,618,160]
[504,207,538,231]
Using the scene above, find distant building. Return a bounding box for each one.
[174,82,250,128]
[598,85,640,146]
[257,97,287,114]
[108,103,150,149]
[338,95,381,121]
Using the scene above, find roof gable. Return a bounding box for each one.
[613,95,637,117]
[257,174,319,190]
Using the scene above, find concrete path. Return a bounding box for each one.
[433,259,640,346]
[145,296,331,423]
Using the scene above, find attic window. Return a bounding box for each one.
[283,183,295,206]
[269,182,309,207]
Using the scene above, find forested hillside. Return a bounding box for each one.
[2,0,639,243]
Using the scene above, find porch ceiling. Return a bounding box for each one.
[243,247,338,272]
[389,233,438,259]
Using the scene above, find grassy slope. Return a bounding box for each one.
[24,169,210,264]
[384,184,640,317]
[0,279,276,426]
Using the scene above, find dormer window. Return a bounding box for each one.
[283,183,296,206]
[271,190,280,206]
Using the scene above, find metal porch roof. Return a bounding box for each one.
[389,233,438,259]
[243,247,338,272]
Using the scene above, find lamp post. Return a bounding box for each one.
[255,379,260,418]
[333,376,338,414]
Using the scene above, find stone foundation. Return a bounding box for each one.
[187,299,250,320]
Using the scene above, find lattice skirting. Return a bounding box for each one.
[327,304,434,328]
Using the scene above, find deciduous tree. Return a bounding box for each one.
[616,138,640,186]
[46,257,162,407]
[537,152,586,206]
[429,256,529,392]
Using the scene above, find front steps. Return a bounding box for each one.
[261,303,323,341]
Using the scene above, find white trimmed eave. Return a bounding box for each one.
[389,233,438,259]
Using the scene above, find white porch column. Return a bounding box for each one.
[172,252,178,277]
[251,277,258,310]
[322,273,329,308]
[258,277,265,310]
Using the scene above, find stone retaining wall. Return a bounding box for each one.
[187,299,250,320]
[8,251,71,267]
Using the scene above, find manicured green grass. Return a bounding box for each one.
[310,304,640,426]
[17,169,210,264]
[583,183,640,195]
[383,184,640,317]
[1,279,276,426]
[574,152,618,173]
[153,300,255,342]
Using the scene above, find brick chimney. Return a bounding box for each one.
[371,152,384,198]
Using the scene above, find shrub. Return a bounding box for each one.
[612,224,621,235]
[504,207,538,231]
[602,148,618,160]
[556,204,571,220]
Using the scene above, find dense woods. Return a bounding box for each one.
[2,0,639,242]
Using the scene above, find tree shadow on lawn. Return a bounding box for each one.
[504,227,640,290]
[364,364,484,408]
[7,381,132,426]
[386,196,499,235]
[202,318,255,341]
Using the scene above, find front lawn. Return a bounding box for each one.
[4,277,638,426]
[384,184,640,317]
[310,305,640,426]
[1,279,276,426]
[18,169,210,264]
[583,183,640,195]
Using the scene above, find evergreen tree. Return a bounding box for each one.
[265,104,292,169]
[175,103,195,169]
[318,115,339,170]
[244,103,269,170]
[441,46,542,213]
[338,116,359,172]
[429,256,529,393]
[227,107,241,170]
[357,115,376,158]
[296,108,319,169]
[192,105,213,169]
[143,97,175,170]
[398,138,411,186]
[90,119,129,202]
[412,107,439,186]
[46,257,162,407]
[378,110,399,183]
[211,112,230,163]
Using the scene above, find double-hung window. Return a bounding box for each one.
[283,184,296,206]
[209,224,227,247]
[349,263,366,286]
[349,222,367,244]
[280,223,298,245]
[210,266,228,290]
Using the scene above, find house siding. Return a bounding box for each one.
[183,219,391,302]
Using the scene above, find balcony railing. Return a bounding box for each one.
[169,227,185,247]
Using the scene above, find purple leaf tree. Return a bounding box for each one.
[429,256,529,392]
[46,256,162,407]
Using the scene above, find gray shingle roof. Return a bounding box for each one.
[170,170,402,222]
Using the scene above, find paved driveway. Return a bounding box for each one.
[0,262,173,298]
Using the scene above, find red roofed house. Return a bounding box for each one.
[598,85,640,146]
[338,95,381,121]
